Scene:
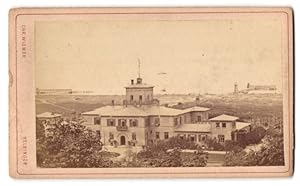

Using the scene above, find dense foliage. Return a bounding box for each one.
[205,138,225,151]
[205,126,267,152]
[136,136,208,167]
[224,134,284,166]
[36,120,116,168]
[239,126,266,147]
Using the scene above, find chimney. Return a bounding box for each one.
[111,100,115,106]
[137,77,142,84]
[131,79,134,85]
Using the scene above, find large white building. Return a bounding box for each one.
[81,75,251,148]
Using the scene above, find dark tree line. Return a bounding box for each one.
[36,120,116,168]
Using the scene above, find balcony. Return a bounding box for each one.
[116,125,128,131]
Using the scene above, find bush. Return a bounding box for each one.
[137,137,208,167]
[224,135,284,166]
[157,136,199,150]
[181,150,208,167]
[224,140,243,153]
[205,138,225,151]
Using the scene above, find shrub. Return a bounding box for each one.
[205,138,225,151]
[224,140,243,153]
[137,137,208,167]
[224,135,284,166]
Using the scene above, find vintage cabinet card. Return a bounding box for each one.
[9,7,294,178]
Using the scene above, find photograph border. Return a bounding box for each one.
[9,7,294,178]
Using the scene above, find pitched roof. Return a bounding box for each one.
[144,105,185,116]
[174,123,211,133]
[183,106,210,112]
[209,114,239,121]
[82,106,148,117]
[36,112,62,118]
[82,105,211,117]
[236,122,251,130]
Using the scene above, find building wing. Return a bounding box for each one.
[209,114,239,121]
[236,122,251,130]
[174,123,211,133]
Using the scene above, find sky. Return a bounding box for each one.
[35,17,283,95]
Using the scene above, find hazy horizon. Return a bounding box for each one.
[35,18,283,95]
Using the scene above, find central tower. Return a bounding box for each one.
[124,61,154,105]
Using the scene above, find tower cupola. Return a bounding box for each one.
[124,60,154,105]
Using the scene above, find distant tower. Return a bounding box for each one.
[234,82,238,94]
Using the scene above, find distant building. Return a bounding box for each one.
[240,83,277,94]
[234,82,238,94]
[36,112,62,136]
[247,83,277,91]
[81,73,251,148]
[36,88,72,95]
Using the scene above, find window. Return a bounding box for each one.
[156,132,160,139]
[222,123,226,128]
[147,95,150,100]
[118,119,127,127]
[197,116,202,122]
[109,132,114,140]
[130,95,134,101]
[150,130,153,134]
[174,117,178,126]
[190,135,195,142]
[145,118,150,127]
[94,117,101,125]
[179,117,182,124]
[132,133,136,140]
[139,95,143,101]
[154,117,160,126]
[149,140,153,144]
[218,135,225,143]
[216,122,220,128]
[96,130,101,138]
[164,132,169,139]
[199,135,207,141]
[130,119,138,127]
[107,119,116,126]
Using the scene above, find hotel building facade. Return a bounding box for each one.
[81,75,251,148]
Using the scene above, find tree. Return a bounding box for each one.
[224,135,284,166]
[160,148,183,167]
[36,121,114,168]
[241,126,266,146]
[205,138,225,151]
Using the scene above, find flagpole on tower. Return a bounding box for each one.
[138,58,141,78]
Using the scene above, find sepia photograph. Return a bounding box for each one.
[9,7,293,178]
